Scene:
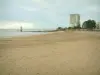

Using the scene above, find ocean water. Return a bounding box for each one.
[0,29,47,38]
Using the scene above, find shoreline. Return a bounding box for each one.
[0,31,64,39]
[0,31,100,75]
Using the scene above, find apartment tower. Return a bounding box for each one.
[70,14,80,27]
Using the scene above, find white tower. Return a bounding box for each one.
[70,14,80,27]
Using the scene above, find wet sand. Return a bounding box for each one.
[0,31,100,75]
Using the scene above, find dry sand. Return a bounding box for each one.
[0,31,100,75]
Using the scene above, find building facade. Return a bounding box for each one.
[70,14,80,27]
[96,22,100,29]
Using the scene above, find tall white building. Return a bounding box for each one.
[70,14,80,27]
[96,22,100,29]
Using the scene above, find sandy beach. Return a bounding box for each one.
[0,31,100,75]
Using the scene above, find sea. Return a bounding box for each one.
[0,29,47,38]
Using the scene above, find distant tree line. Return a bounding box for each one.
[56,27,67,31]
[56,19,96,31]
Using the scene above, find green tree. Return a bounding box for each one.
[63,27,67,31]
[57,27,67,31]
[68,27,72,29]
[82,19,96,30]
[57,27,63,31]
[82,21,87,29]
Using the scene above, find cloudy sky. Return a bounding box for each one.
[0,0,99,29]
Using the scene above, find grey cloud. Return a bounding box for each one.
[0,0,100,28]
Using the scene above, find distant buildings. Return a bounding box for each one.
[70,14,80,27]
[96,22,100,29]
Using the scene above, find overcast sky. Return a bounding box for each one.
[0,0,100,29]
